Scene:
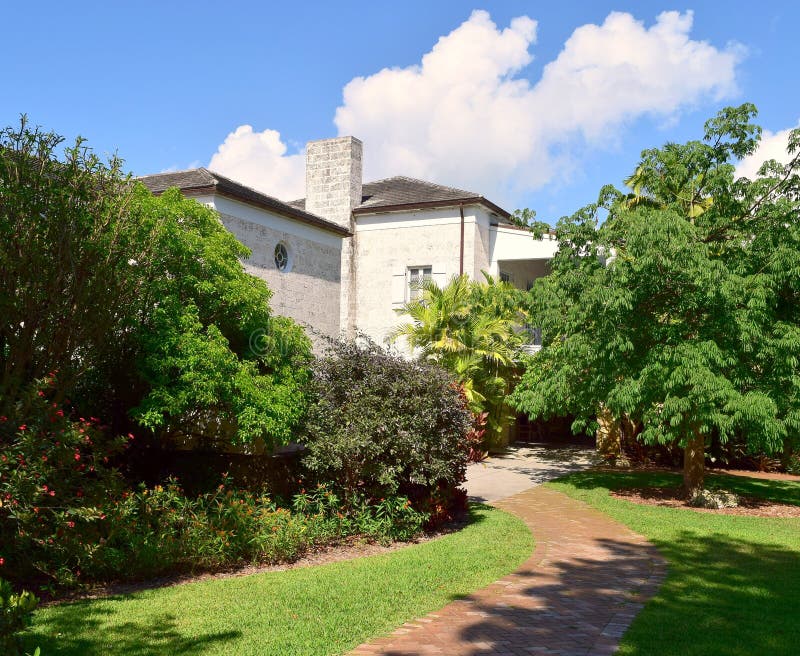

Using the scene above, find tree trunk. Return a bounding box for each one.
[683,430,705,496]
[596,406,622,460]
[780,436,794,472]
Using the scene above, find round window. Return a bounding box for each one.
[274,242,291,272]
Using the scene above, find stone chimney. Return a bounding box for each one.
[305,136,363,231]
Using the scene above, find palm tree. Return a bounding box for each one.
[390,274,524,447]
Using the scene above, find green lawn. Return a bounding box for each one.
[25,504,532,656]
[549,470,800,656]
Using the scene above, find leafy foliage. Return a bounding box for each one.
[0,378,128,588]
[509,207,550,233]
[0,578,38,656]
[302,337,474,517]
[511,104,800,491]
[391,274,528,446]
[0,118,310,447]
[126,186,311,446]
[0,381,427,590]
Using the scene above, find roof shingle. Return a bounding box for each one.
[290,176,510,218]
[138,168,351,236]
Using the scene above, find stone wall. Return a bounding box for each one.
[353,207,479,345]
[217,209,342,344]
[305,136,362,232]
[305,136,362,334]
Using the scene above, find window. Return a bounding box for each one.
[274,242,291,273]
[408,266,432,300]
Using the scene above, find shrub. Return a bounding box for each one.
[0,118,311,450]
[302,337,474,522]
[688,489,740,509]
[0,377,128,588]
[0,578,38,656]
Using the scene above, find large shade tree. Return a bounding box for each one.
[0,118,310,449]
[511,104,800,493]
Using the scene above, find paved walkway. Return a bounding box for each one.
[350,467,665,656]
[465,444,601,503]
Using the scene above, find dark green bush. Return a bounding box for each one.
[302,337,474,521]
[0,578,38,656]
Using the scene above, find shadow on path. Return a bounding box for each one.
[351,486,665,656]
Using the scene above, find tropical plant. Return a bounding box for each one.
[511,103,800,494]
[391,274,526,446]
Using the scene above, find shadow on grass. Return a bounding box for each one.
[25,603,241,656]
[380,474,800,656]
[379,533,663,656]
[559,469,800,506]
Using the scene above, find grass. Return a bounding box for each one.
[548,470,800,656]
[24,504,533,656]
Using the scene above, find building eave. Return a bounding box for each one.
[150,181,352,237]
[352,196,511,219]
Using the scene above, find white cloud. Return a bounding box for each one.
[208,125,305,200]
[735,123,799,179]
[209,10,744,203]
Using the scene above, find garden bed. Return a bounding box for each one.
[610,486,800,517]
[42,518,469,607]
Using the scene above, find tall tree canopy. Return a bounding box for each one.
[511,104,800,493]
[0,118,310,448]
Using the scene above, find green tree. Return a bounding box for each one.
[391,274,526,446]
[511,104,800,494]
[0,118,310,448]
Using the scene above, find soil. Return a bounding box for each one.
[42,521,466,607]
[611,486,800,518]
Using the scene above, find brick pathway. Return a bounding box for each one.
[349,486,666,656]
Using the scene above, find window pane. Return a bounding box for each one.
[408,266,432,300]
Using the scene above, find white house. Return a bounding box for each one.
[141,136,557,347]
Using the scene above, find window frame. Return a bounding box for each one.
[407,265,432,301]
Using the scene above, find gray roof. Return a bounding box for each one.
[138,168,351,236]
[289,176,510,218]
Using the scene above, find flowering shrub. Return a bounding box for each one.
[0,377,129,588]
[0,381,427,591]
[292,485,427,543]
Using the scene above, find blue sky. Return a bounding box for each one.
[3,1,798,223]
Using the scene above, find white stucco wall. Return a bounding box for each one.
[199,194,344,343]
[354,208,455,344]
[488,224,559,270]
[353,207,559,346]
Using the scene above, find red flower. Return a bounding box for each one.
[18,424,26,431]
[74,452,81,461]
[37,390,45,397]
[56,410,64,417]
[0,416,6,422]
[0,557,4,566]
[67,521,75,528]
[49,490,56,497]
